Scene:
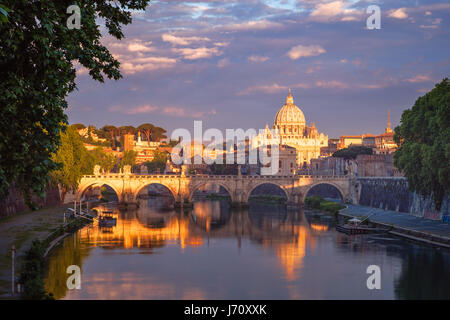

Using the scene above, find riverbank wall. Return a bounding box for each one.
[356,177,449,222]
[0,184,61,218]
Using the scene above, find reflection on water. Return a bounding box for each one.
[45,198,450,300]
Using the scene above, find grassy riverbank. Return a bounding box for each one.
[305,196,345,215]
[18,216,92,299]
[0,204,71,299]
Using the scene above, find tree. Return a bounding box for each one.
[88,147,117,173]
[137,123,155,142]
[120,150,137,170]
[118,125,136,136]
[71,123,86,131]
[0,0,151,206]
[99,125,119,148]
[394,78,450,210]
[332,146,373,160]
[144,149,169,173]
[50,126,88,202]
[151,126,168,142]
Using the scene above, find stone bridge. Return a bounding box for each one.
[76,173,355,207]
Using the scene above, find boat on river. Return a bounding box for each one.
[336,218,391,235]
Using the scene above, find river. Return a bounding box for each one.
[44,198,450,299]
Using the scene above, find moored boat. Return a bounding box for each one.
[336,218,391,234]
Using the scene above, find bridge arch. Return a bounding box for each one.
[302,181,346,203]
[133,182,177,202]
[77,182,121,202]
[245,181,290,203]
[188,181,234,202]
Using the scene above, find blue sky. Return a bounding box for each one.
[67,0,450,138]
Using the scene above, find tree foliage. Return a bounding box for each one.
[51,126,118,200]
[89,147,117,173]
[332,145,373,160]
[144,149,168,173]
[50,126,89,201]
[120,150,137,170]
[394,78,450,210]
[137,123,167,142]
[0,0,150,206]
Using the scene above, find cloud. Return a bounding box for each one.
[287,44,326,60]
[221,20,283,31]
[404,75,432,83]
[173,47,222,60]
[420,18,442,29]
[108,39,153,53]
[315,80,349,89]
[121,57,177,74]
[388,8,408,19]
[248,55,269,63]
[309,1,360,22]
[162,107,216,118]
[161,34,210,46]
[109,105,216,118]
[238,83,309,95]
[217,58,230,68]
[127,40,153,52]
[214,42,230,47]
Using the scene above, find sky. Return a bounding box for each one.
[67,0,450,139]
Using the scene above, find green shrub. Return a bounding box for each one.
[305,196,344,214]
[18,240,53,300]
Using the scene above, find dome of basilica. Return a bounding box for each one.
[273,90,306,127]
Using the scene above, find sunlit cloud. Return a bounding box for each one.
[309,0,361,22]
[173,47,222,60]
[121,57,177,74]
[127,40,154,52]
[404,75,432,83]
[287,44,326,60]
[162,34,210,46]
[220,19,283,31]
[248,55,269,63]
[388,8,408,19]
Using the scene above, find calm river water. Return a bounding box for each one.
[44,199,450,299]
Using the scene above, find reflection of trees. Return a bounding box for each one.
[395,249,450,299]
[190,201,231,231]
[45,233,92,299]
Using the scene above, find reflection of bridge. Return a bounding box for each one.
[77,173,355,207]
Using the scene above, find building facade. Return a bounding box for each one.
[254,91,328,168]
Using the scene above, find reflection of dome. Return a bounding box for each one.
[274,90,306,127]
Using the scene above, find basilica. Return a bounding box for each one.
[253,90,328,167]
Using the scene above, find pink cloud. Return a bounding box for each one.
[162,34,210,46]
[109,105,216,119]
[315,80,349,89]
[248,55,269,63]
[404,75,432,83]
[173,47,222,60]
[287,44,326,60]
[238,83,309,95]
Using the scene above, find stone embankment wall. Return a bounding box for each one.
[0,184,61,218]
[357,177,449,221]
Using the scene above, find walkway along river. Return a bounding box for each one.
[44,198,450,299]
